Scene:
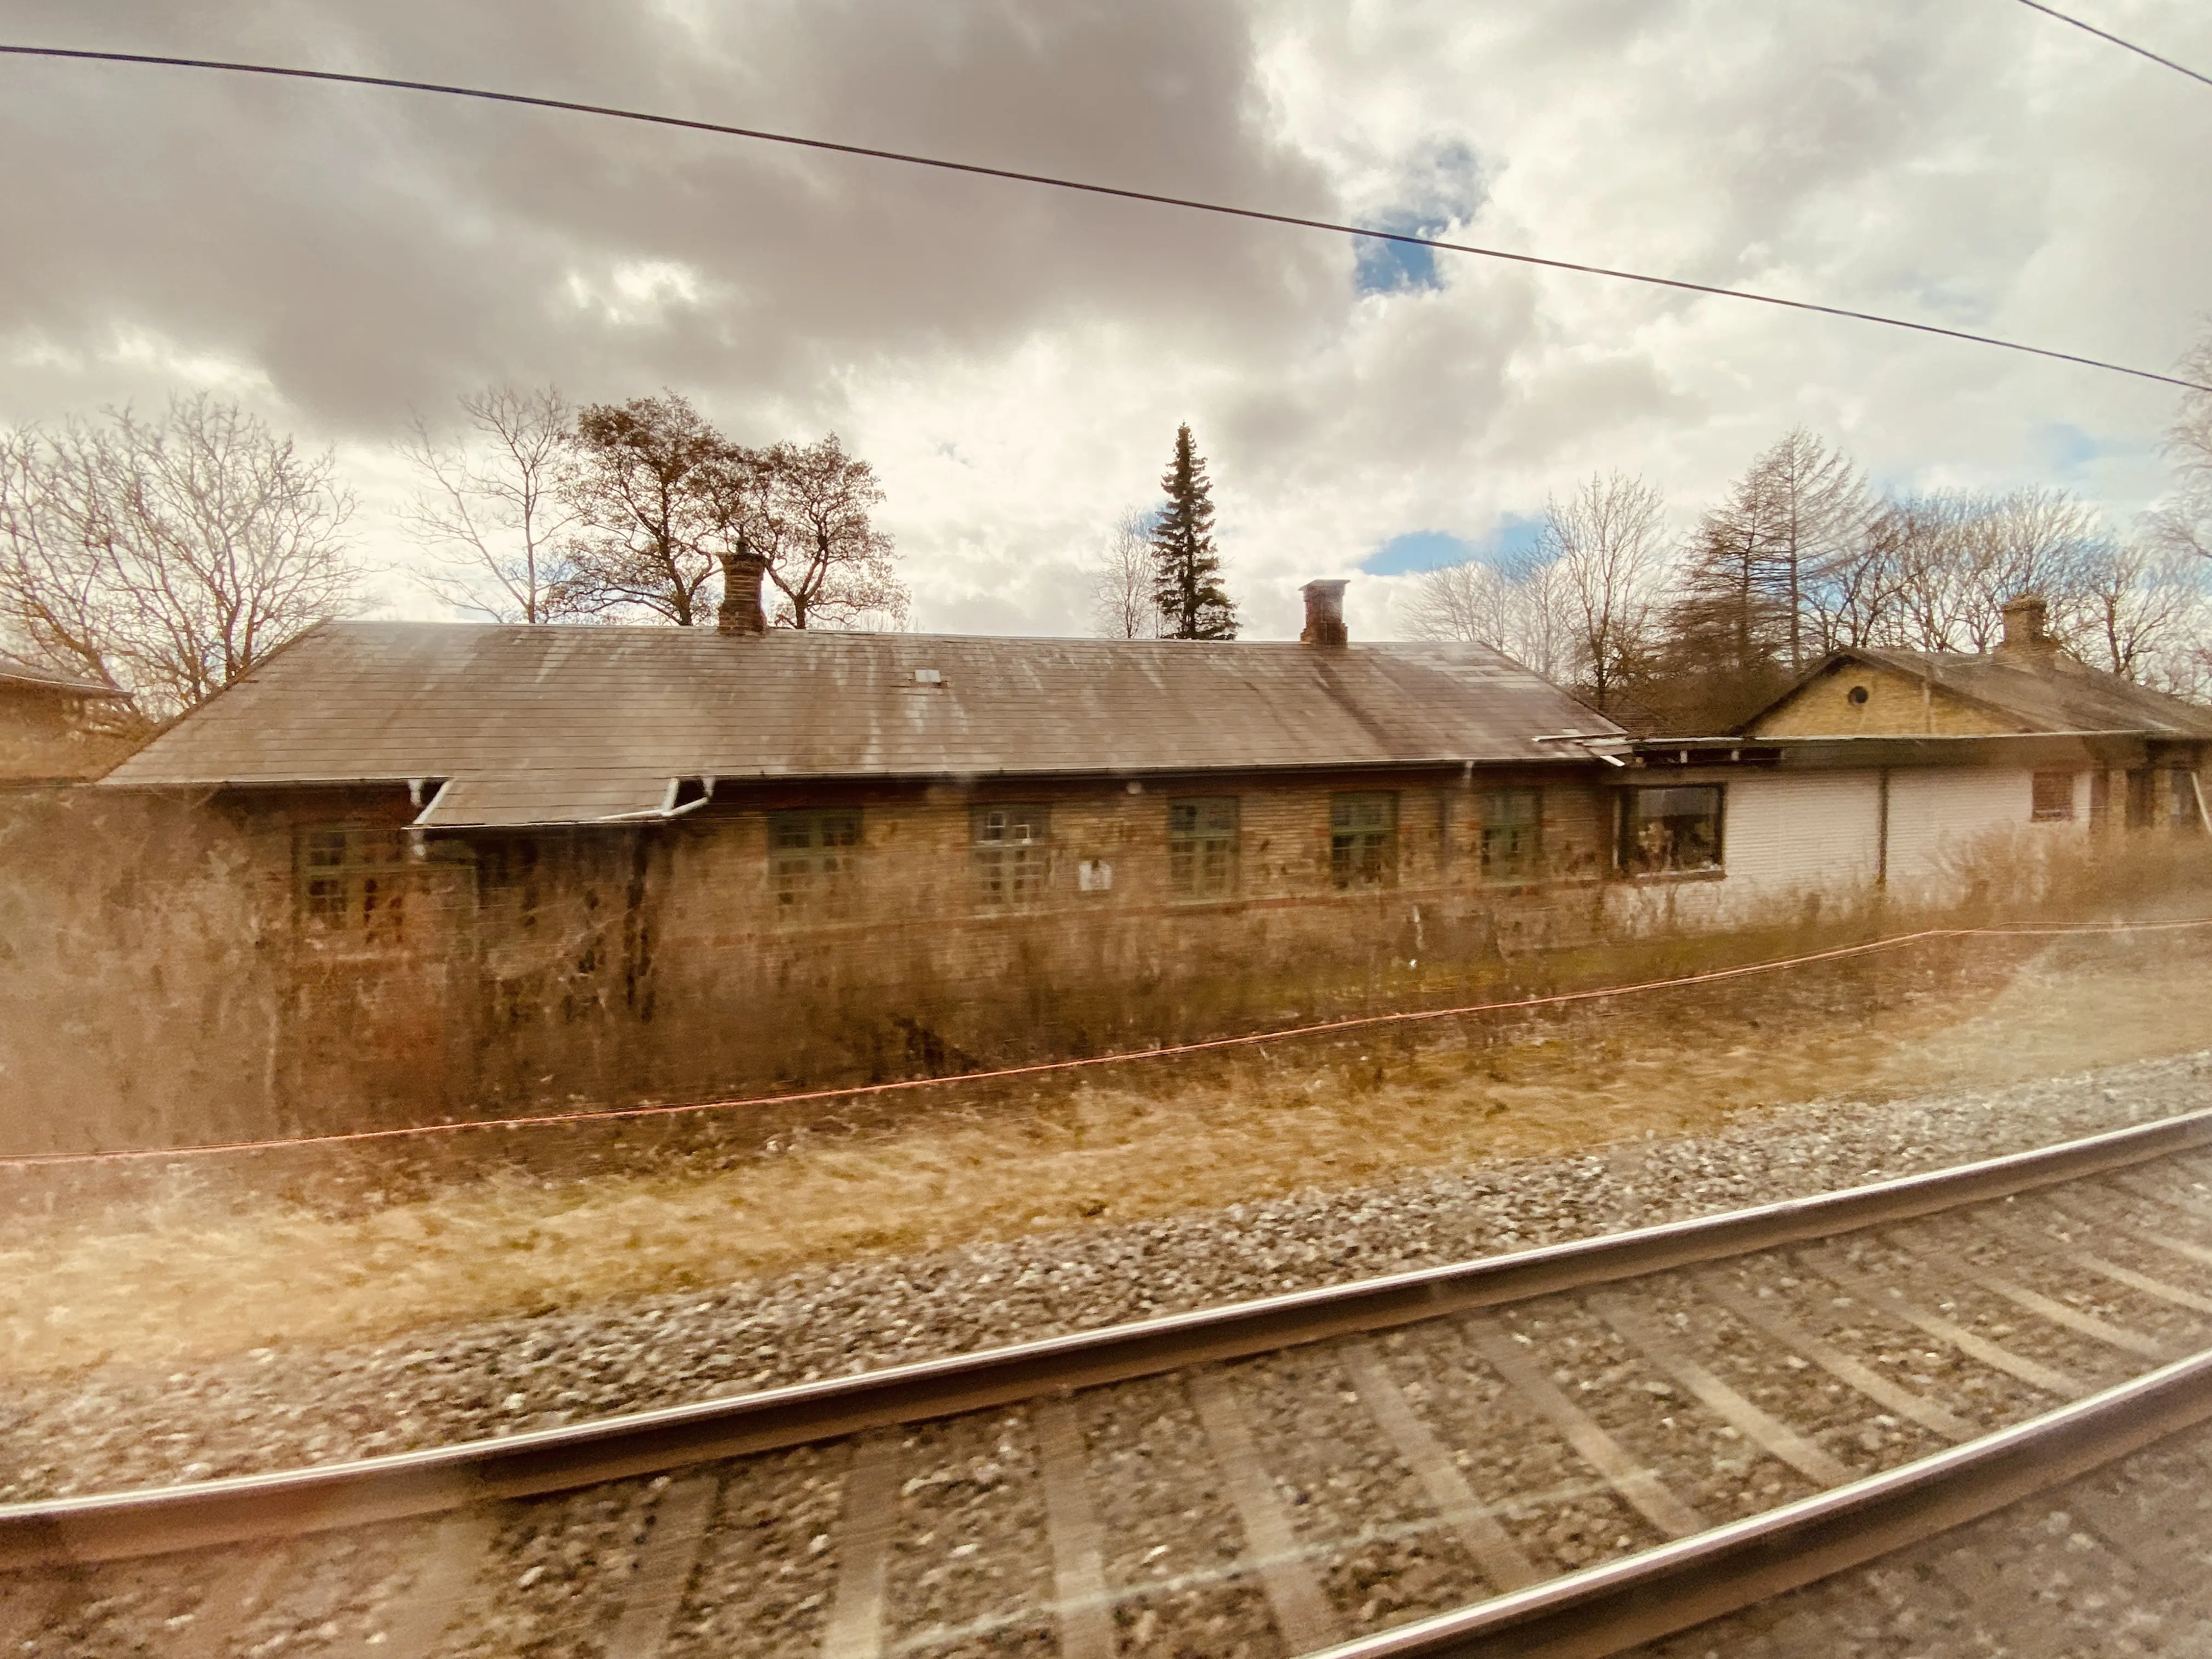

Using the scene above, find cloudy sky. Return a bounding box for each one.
[1,0,2206,639]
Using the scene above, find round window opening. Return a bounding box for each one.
[1847,685,1871,706]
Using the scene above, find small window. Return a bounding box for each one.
[2173,769,2203,832]
[2126,769,2157,830]
[1168,797,1239,900]
[1480,787,1543,883]
[297,825,412,938]
[974,804,1050,909]
[770,809,862,917]
[1330,792,1398,889]
[1617,786,1723,876]
[2030,772,2075,823]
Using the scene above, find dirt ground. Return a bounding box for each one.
[3,930,2209,1379]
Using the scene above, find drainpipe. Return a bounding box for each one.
[1876,766,1891,888]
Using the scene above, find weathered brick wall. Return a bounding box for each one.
[0,786,285,1154]
[1747,661,2016,737]
[1,768,1646,1150]
[442,768,1626,1116]
[37,751,2199,1153]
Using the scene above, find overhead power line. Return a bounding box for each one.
[3,41,2208,395]
[2012,0,2212,91]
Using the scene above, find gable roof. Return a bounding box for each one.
[0,646,120,698]
[1739,646,2212,741]
[101,622,1621,826]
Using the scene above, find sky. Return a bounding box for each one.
[0,0,2207,641]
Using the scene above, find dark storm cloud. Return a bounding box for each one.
[0,1,1342,430]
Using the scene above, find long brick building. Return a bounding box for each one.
[93,580,1630,1122]
[35,581,2203,1153]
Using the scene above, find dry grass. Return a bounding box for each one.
[5,930,2210,1380]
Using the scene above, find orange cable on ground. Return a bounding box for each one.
[3,917,2207,1171]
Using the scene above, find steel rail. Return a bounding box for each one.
[1308,1345,2212,1658]
[5,1104,2210,1571]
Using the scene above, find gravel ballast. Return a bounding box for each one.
[2,1050,2209,1505]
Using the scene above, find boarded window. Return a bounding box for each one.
[974,804,1050,909]
[1480,787,1543,882]
[1168,797,1239,900]
[297,826,412,938]
[1617,786,1723,875]
[2030,772,2075,822]
[770,809,861,917]
[2127,769,2157,830]
[2174,769,2203,832]
[1330,792,1398,889]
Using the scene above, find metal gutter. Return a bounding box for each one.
[5,1104,2209,1571]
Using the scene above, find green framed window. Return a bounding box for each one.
[1329,792,1398,889]
[770,809,862,917]
[1168,797,1239,900]
[974,804,1050,909]
[297,825,412,938]
[1480,787,1543,882]
[1617,786,1723,875]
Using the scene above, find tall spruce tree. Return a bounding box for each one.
[1149,424,1237,639]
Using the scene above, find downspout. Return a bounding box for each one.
[2193,766,2211,836]
[1876,766,1891,889]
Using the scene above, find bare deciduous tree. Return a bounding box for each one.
[1540,472,1666,707]
[561,392,729,625]
[750,433,910,630]
[1406,549,1575,681]
[1086,509,1161,639]
[398,385,578,623]
[2075,540,2207,685]
[0,396,358,717]
[2148,335,2212,567]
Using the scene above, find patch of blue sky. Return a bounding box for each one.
[1354,233,1441,295]
[1362,529,1470,574]
[1361,514,1544,577]
[1352,139,1483,297]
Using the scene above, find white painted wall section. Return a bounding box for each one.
[1718,774,1883,896]
[1884,766,2076,890]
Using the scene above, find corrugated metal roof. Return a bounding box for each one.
[1839,647,2212,738]
[413,772,681,828]
[100,622,1620,819]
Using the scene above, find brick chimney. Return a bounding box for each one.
[1997,593,2054,663]
[1300,579,1349,650]
[717,549,768,636]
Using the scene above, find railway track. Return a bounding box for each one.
[10,1107,2212,1657]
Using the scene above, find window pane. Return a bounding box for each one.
[1618,787,1723,875]
[1330,792,1396,832]
[769,810,862,918]
[295,826,412,936]
[1330,793,1397,889]
[2030,772,2074,822]
[1167,797,1239,899]
[974,805,1049,907]
[1480,787,1543,882]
